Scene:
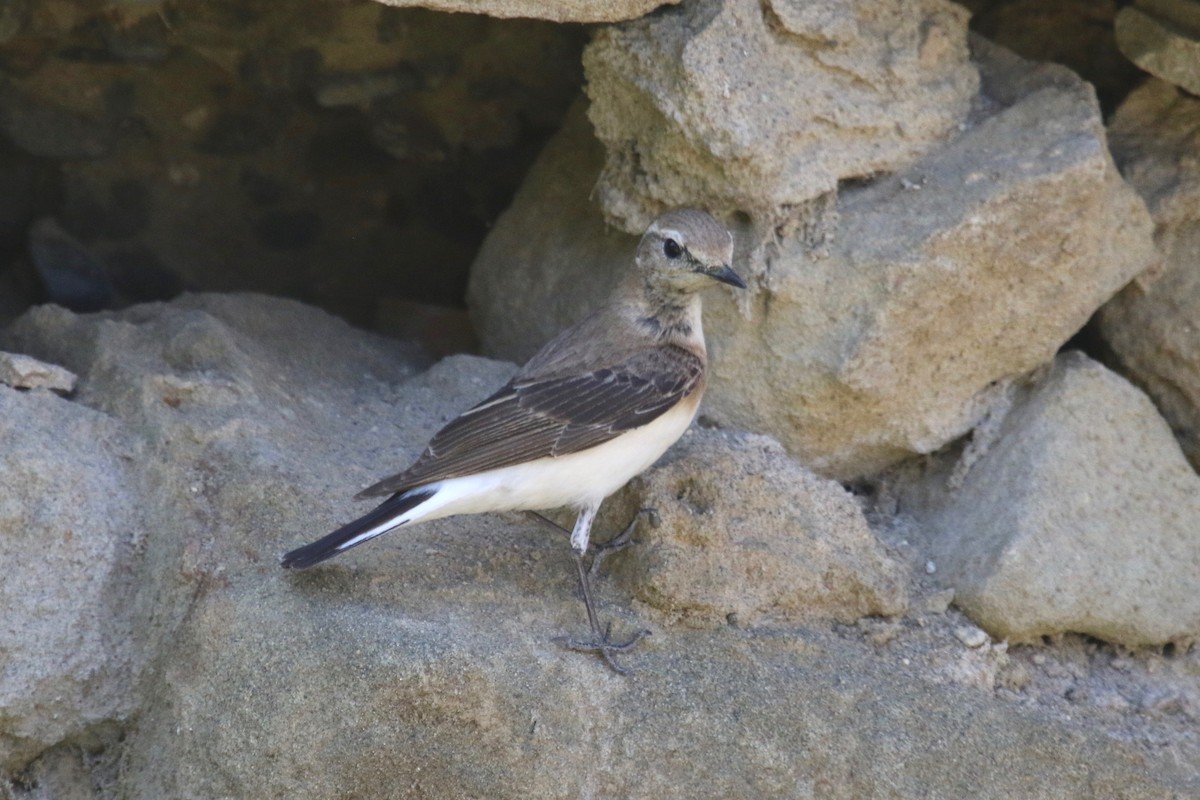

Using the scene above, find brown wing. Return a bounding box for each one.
[356,345,703,498]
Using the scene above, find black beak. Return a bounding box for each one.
[709,264,746,289]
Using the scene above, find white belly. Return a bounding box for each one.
[409,394,701,522]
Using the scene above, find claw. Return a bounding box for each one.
[554,626,651,676]
[526,508,655,675]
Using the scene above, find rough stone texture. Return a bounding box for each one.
[902,352,1200,647]
[469,40,1159,480]
[604,428,908,627]
[9,745,107,800]
[582,0,979,234]
[372,0,676,23]
[969,0,1142,113]
[1116,0,1200,96]
[0,1,583,329]
[0,293,429,776]
[2,295,1194,797]
[115,602,1189,800]
[28,217,115,313]
[0,386,141,771]
[1099,79,1200,470]
[0,350,76,391]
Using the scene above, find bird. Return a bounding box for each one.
[282,208,744,673]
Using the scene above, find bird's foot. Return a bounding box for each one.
[555,623,651,676]
[527,508,658,675]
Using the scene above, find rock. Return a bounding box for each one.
[0,293,429,775]
[10,745,105,800]
[0,0,30,45]
[0,295,1195,796]
[467,102,625,362]
[370,0,676,23]
[1098,79,1200,470]
[2,293,428,422]
[1116,0,1200,96]
[902,352,1200,648]
[312,66,422,109]
[117,596,1185,800]
[32,4,584,329]
[0,386,142,772]
[970,0,1140,112]
[469,40,1159,480]
[0,350,77,391]
[0,78,114,160]
[374,297,478,359]
[954,625,991,649]
[582,0,978,233]
[28,218,115,313]
[604,428,908,627]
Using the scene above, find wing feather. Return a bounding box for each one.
[356,345,703,498]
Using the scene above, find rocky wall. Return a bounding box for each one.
[2,0,1199,798]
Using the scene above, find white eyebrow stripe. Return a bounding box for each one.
[646,223,684,241]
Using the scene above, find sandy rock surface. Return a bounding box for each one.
[583,0,978,233]
[604,428,908,627]
[2,295,1195,797]
[1116,0,1200,95]
[897,352,1200,647]
[0,350,76,391]
[470,40,1157,480]
[0,387,142,771]
[371,0,676,22]
[1099,78,1200,471]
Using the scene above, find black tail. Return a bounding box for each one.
[280,489,435,569]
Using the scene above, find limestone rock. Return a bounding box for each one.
[469,41,1158,479]
[467,102,628,364]
[905,352,1200,647]
[970,0,1140,112]
[606,428,908,627]
[0,295,1194,797]
[0,350,76,391]
[0,386,141,771]
[1099,79,1200,469]
[28,217,115,313]
[1116,0,1200,95]
[0,79,114,160]
[371,0,676,23]
[10,745,103,800]
[6,2,583,329]
[118,591,1185,800]
[582,0,978,233]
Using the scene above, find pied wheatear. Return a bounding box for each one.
[282,208,743,673]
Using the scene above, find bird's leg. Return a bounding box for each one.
[525,507,657,576]
[587,507,657,577]
[528,506,650,675]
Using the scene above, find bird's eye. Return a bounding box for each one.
[663,238,683,259]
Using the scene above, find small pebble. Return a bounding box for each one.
[0,351,77,392]
[954,625,989,649]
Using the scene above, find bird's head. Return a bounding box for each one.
[635,209,744,294]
